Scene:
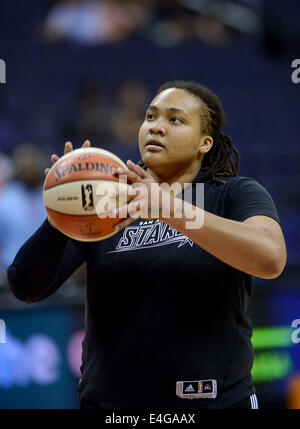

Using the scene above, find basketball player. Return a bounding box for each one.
[7,81,286,410]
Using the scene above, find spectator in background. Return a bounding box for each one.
[148,0,257,47]
[76,82,108,143]
[0,144,47,284]
[40,0,152,45]
[109,80,149,162]
[60,81,110,148]
[192,14,234,46]
[0,153,13,192]
[60,80,149,166]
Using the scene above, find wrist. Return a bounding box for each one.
[160,193,183,221]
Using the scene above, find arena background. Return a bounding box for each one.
[0,0,299,409]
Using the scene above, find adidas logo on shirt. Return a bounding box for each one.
[178,379,217,399]
[184,384,195,392]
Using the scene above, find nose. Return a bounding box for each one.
[149,119,166,136]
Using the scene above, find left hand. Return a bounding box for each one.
[110,160,165,231]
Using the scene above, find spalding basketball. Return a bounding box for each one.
[43,147,130,241]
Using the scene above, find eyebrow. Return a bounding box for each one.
[147,105,188,116]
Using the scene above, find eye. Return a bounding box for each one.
[146,113,156,121]
[170,117,182,124]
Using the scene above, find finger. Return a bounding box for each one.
[51,154,59,164]
[114,216,135,232]
[106,202,129,219]
[82,140,91,148]
[44,168,50,176]
[125,199,143,220]
[64,141,73,154]
[110,184,141,199]
[115,168,142,184]
[126,160,149,179]
[106,197,140,222]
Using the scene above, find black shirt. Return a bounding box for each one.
[7,175,281,409]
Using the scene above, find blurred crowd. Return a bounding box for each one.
[0,0,299,291]
[0,145,46,285]
[0,77,150,289]
[37,0,261,47]
[60,79,149,160]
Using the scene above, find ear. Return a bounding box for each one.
[198,135,213,157]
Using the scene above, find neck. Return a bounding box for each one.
[146,160,202,189]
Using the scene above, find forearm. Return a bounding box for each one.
[7,219,71,302]
[161,197,284,279]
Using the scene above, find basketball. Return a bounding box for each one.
[43,147,130,241]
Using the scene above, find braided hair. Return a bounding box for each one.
[138,80,240,184]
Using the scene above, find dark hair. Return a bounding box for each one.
[138,80,240,184]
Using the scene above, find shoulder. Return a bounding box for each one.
[203,175,275,208]
[203,175,264,194]
[211,175,267,194]
[220,175,261,186]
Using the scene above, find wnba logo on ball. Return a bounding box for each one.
[81,184,94,211]
[0,59,6,84]
[0,319,6,343]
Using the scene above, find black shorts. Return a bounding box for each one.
[80,394,259,410]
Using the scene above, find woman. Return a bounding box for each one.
[7,80,286,410]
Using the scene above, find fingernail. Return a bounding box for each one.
[114,168,123,177]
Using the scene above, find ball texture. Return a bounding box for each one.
[43,147,130,241]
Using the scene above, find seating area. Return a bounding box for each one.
[0,0,299,269]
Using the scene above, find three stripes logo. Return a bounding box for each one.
[184,384,195,393]
[250,394,258,409]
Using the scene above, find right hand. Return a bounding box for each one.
[44,139,91,176]
[45,140,91,228]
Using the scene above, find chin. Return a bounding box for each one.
[141,152,166,170]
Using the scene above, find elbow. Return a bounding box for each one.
[260,248,287,279]
[10,290,35,304]
[6,265,34,304]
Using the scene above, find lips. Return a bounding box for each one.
[145,139,165,148]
